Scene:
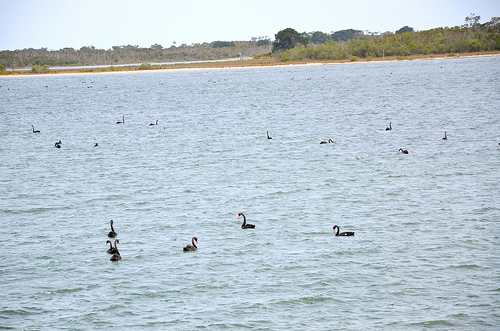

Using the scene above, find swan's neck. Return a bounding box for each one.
[334,226,339,236]
[192,238,197,248]
[241,214,246,225]
[114,240,120,254]
[110,223,114,232]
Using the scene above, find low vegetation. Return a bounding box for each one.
[1,14,498,74]
[275,15,500,61]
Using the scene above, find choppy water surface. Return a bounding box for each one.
[1,56,499,330]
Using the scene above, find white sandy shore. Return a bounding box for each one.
[2,53,499,78]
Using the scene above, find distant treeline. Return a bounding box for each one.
[280,16,500,61]
[0,39,272,69]
[1,15,499,69]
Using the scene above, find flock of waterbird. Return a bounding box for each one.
[29,114,160,149]
[103,212,354,261]
[31,114,451,155]
[31,115,459,262]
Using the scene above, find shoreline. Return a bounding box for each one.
[1,52,499,78]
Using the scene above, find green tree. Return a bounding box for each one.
[331,29,362,41]
[311,31,328,44]
[272,28,309,52]
[212,41,235,48]
[256,39,271,46]
[396,26,414,34]
[0,64,5,72]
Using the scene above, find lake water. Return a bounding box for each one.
[1,56,499,330]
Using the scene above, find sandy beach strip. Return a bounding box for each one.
[2,53,499,78]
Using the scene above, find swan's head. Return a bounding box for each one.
[237,213,243,218]
[106,240,111,244]
[116,240,120,244]
[110,220,114,225]
[193,237,198,243]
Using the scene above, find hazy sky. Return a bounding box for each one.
[1,0,499,51]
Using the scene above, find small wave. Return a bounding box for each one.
[408,319,455,327]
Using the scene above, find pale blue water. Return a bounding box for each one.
[1,56,499,330]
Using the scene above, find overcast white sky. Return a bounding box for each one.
[1,0,499,51]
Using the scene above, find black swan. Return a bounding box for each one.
[149,120,159,126]
[333,225,355,236]
[108,220,117,238]
[94,143,98,147]
[267,131,272,139]
[31,125,40,133]
[183,237,198,251]
[399,148,408,154]
[386,122,392,131]
[320,139,334,144]
[54,140,61,148]
[238,213,255,229]
[442,132,447,140]
[106,239,120,254]
[116,116,124,124]
[110,241,122,261]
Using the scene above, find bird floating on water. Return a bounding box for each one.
[108,220,117,238]
[238,213,255,229]
[333,225,355,236]
[183,237,198,251]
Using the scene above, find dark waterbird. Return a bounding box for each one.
[386,122,392,131]
[116,116,124,124]
[333,225,355,236]
[183,237,198,251]
[442,131,448,140]
[31,125,40,133]
[399,148,408,154]
[55,140,61,148]
[108,220,117,238]
[106,239,120,254]
[110,240,121,261]
[238,213,255,229]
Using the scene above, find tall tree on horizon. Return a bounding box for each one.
[272,28,309,53]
